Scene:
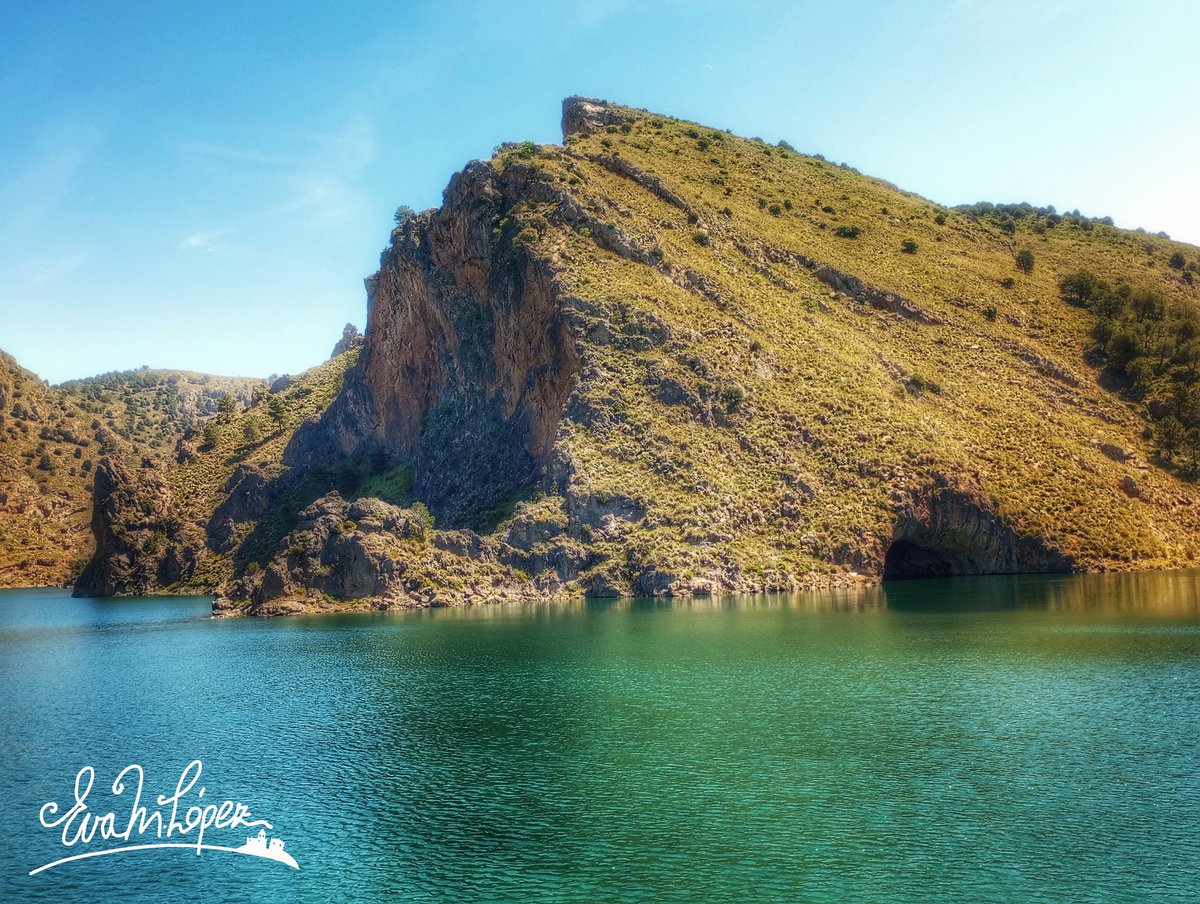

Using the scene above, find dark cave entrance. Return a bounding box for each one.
[882,539,973,581]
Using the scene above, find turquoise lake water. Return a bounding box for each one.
[2,572,1200,902]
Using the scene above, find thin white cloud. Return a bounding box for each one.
[174,113,379,252]
[179,140,300,168]
[933,0,1082,36]
[0,252,91,327]
[180,230,225,253]
[574,0,634,28]
[0,115,108,244]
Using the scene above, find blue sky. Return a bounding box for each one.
[2,0,1198,383]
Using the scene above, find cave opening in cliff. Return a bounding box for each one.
[882,539,974,581]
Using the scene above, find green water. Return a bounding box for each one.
[2,571,1200,901]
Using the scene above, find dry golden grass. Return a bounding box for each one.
[489,102,1200,580]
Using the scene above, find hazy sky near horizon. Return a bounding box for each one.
[2,0,1198,383]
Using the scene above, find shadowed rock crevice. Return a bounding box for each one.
[883,477,1073,581]
[884,539,985,580]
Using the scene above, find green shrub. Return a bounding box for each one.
[201,422,221,449]
[1059,270,1104,307]
[241,417,261,445]
[410,501,435,532]
[900,238,918,254]
[693,231,710,247]
[1156,416,1185,460]
[513,227,540,250]
[1015,249,1035,274]
[834,225,861,239]
[907,374,942,395]
[1170,251,1186,269]
[719,384,746,410]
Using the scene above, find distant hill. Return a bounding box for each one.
[57,97,1200,613]
[58,368,264,454]
[0,354,267,587]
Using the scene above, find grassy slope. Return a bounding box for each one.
[0,352,97,586]
[496,104,1200,583]
[162,350,360,589]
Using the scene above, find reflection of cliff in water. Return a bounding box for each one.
[350,569,1200,621]
[880,569,1200,615]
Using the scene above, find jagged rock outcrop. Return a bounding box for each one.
[73,457,204,596]
[213,493,539,616]
[288,159,582,530]
[331,323,363,358]
[812,265,938,324]
[561,96,634,137]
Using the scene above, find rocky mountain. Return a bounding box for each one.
[0,355,266,588]
[71,97,1200,614]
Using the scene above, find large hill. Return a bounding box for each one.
[67,97,1200,613]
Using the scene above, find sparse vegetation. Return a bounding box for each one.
[1059,270,1200,469]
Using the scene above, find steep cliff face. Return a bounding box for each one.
[73,455,203,596]
[71,97,1200,613]
[291,162,580,530]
